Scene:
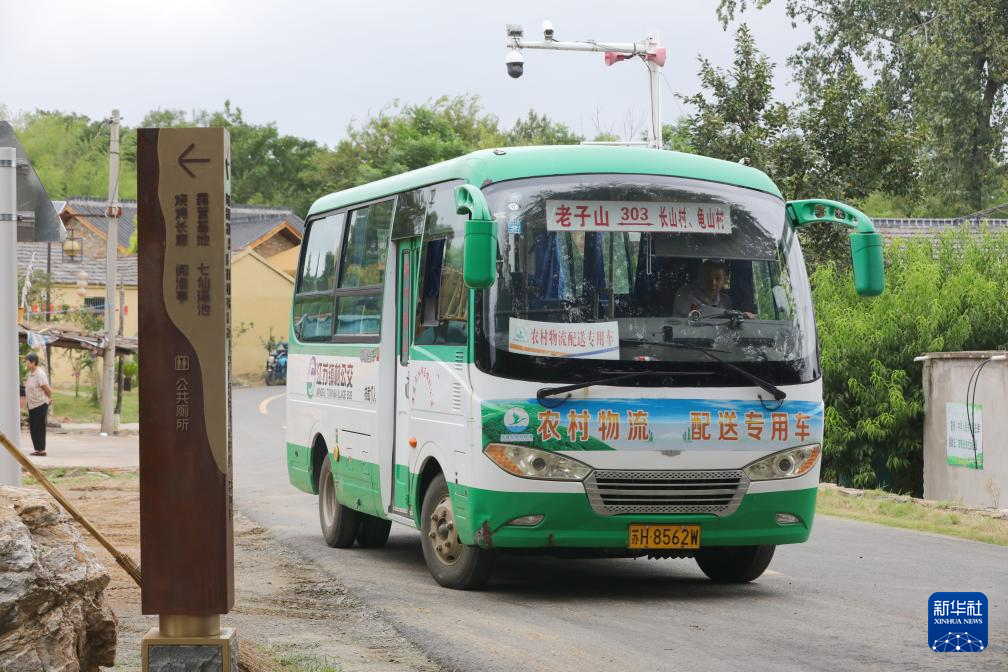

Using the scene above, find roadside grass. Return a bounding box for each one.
[49,388,139,424]
[817,485,1008,546]
[273,652,343,672]
[248,643,343,672]
[24,466,138,487]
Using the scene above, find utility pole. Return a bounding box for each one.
[115,279,125,420]
[46,242,52,385]
[505,22,666,149]
[0,146,21,485]
[100,109,120,435]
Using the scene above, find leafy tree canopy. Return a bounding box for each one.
[676,24,919,264]
[8,97,582,218]
[717,0,1008,212]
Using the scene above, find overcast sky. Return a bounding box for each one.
[2,1,810,148]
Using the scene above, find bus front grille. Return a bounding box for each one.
[584,469,749,516]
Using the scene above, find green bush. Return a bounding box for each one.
[813,227,1008,494]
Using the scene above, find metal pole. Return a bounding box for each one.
[0,146,22,486]
[647,63,661,149]
[509,27,664,148]
[46,242,52,385]
[100,110,120,435]
[115,279,124,419]
[644,32,662,149]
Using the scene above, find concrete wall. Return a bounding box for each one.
[922,352,1007,508]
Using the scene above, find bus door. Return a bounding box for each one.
[391,237,420,515]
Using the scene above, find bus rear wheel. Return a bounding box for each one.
[420,474,495,590]
[695,545,775,583]
[318,454,360,548]
[357,515,392,548]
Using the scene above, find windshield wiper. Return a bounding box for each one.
[620,338,787,401]
[536,370,711,405]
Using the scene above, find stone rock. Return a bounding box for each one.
[0,486,117,671]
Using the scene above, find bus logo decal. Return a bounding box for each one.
[503,407,530,432]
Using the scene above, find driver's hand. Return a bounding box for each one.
[743,312,756,319]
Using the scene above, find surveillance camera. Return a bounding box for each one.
[542,20,554,40]
[506,50,524,79]
[506,23,524,38]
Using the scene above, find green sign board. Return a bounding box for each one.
[946,402,983,469]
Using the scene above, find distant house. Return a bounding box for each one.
[18,198,305,382]
[872,217,1008,243]
[59,196,304,266]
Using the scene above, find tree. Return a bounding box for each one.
[506,110,582,146]
[679,25,793,168]
[144,103,326,217]
[717,0,1008,212]
[310,95,505,195]
[812,228,1008,494]
[13,110,139,200]
[678,25,919,265]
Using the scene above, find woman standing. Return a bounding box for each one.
[24,353,52,456]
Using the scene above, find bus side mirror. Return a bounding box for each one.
[850,232,884,297]
[455,185,496,289]
[786,198,885,297]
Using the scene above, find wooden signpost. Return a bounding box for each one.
[137,128,236,671]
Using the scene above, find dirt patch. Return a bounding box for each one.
[26,471,441,672]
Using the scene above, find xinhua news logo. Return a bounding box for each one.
[929,592,987,652]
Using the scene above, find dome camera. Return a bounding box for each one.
[506,50,524,78]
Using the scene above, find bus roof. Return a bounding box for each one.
[307,145,783,217]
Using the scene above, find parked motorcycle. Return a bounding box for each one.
[265,343,288,386]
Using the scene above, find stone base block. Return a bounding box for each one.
[141,627,237,672]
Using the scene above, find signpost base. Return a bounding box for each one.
[141,616,237,672]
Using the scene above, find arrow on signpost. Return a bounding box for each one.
[178,143,210,178]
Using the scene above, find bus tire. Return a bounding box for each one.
[695,545,775,583]
[318,454,359,548]
[420,474,495,590]
[357,515,392,548]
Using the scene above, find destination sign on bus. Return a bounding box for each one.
[545,200,731,234]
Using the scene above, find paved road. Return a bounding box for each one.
[233,386,1008,672]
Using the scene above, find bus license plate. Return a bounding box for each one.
[628,524,700,549]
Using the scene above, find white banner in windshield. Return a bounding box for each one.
[545,200,731,234]
[508,318,620,359]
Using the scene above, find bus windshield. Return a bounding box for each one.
[475,174,819,387]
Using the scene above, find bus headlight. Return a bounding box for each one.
[743,444,821,481]
[484,443,592,481]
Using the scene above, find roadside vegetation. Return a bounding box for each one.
[817,485,1008,546]
[22,466,138,487]
[48,388,139,424]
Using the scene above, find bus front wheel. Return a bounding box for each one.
[420,474,495,590]
[695,545,775,583]
[318,454,360,548]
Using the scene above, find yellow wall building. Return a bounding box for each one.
[231,249,295,377]
[17,199,303,386]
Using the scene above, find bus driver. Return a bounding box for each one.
[673,259,741,317]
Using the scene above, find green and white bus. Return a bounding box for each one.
[286,145,883,589]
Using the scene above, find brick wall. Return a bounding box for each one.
[66,220,108,260]
[254,230,298,258]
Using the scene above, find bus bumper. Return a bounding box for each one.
[450,485,817,549]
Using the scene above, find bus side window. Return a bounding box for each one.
[334,199,394,338]
[293,213,345,342]
[415,183,468,346]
